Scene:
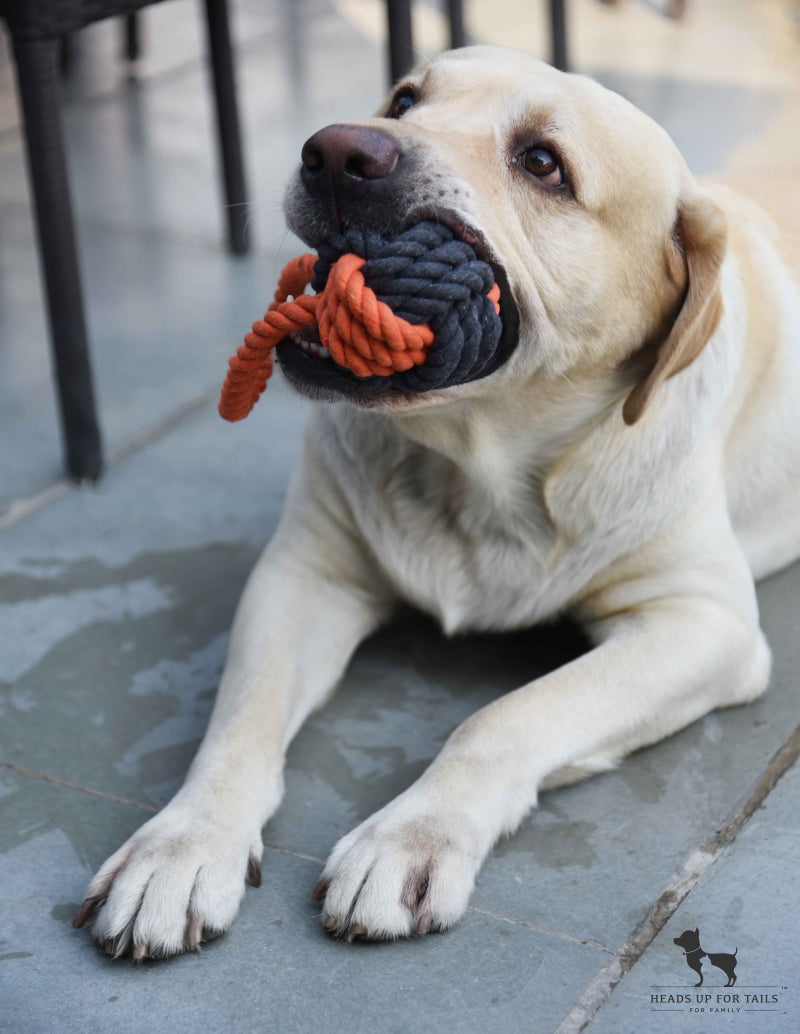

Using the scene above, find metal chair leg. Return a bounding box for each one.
[203,0,249,255]
[12,36,103,482]
[549,0,568,71]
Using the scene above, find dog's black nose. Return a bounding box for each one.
[301,124,401,183]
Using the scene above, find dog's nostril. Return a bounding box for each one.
[342,147,399,180]
[301,142,324,173]
[344,154,370,179]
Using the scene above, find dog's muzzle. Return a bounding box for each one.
[275,123,520,403]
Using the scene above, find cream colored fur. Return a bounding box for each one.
[79,47,800,958]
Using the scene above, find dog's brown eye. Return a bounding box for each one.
[388,89,416,120]
[521,147,563,187]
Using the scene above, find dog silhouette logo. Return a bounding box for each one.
[673,928,738,987]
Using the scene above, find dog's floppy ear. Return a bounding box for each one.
[623,194,727,425]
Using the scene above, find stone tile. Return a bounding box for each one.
[0,770,608,1034]
[586,762,800,1034]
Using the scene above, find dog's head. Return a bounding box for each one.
[673,928,701,951]
[283,46,727,422]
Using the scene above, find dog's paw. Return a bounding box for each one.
[73,806,263,960]
[314,803,483,941]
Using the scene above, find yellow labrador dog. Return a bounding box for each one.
[75,47,800,958]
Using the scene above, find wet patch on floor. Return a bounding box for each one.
[0,542,256,812]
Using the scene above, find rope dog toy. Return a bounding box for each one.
[219,221,502,421]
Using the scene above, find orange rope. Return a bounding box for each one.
[219,253,501,422]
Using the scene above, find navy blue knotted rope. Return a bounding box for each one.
[312,221,503,391]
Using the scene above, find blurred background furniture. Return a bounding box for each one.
[0,0,570,484]
[387,0,568,79]
[0,0,249,482]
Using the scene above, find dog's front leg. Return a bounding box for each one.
[76,484,392,959]
[317,538,770,940]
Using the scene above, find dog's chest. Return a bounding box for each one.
[386,524,556,634]
[379,491,554,632]
[326,417,587,633]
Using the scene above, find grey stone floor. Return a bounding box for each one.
[0,2,798,1032]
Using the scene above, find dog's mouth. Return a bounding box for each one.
[277,209,520,407]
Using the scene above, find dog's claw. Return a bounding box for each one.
[347,923,367,942]
[72,896,102,929]
[132,942,148,962]
[247,857,262,888]
[323,915,337,931]
[415,912,432,936]
[311,878,329,901]
[186,914,205,950]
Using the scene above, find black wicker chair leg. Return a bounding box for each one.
[203,0,249,255]
[386,0,413,84]
[549,0,568,71]
[59,33,75,76]
[12,36,103,482]
[124,12,141,61]
[446,0,465,49]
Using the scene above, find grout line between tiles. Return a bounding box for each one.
[0,760,160,812]
[466,905,619,957]
[554,721,800,1034]
[0,385,219,533]
[103,384,220,467]
[262,843,325,866]
[0,479,74,534]
[0,760,324,866]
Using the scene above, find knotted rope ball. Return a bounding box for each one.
[218,221,503,421]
